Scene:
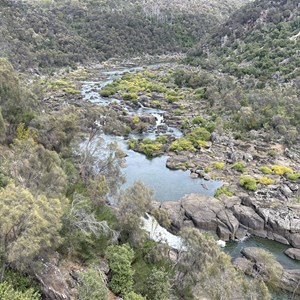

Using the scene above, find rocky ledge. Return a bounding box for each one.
[157,192,300,248]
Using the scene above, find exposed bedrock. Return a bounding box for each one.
[158,193,300,248]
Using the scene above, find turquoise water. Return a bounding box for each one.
[225,236,300,270]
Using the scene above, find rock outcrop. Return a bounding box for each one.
[157,192,300,249]
[33,254,81,300]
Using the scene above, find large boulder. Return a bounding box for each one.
[216,209,239,240]
[160,201,184,232]
[232,205,265,231]
[181,194,224,231]
[166,155,189,170]
[289,233,300,248]
[284,248,300,260]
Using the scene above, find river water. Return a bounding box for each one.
[81,64,300,273]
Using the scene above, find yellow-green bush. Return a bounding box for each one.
[204,166,212,173]
[287,173,300,180]
[259,166,272,174]
[214,186,234,199]
[123,92,138,101]
[188,127,211,142]
[240,176,257,191]
[168,138,195,152]
[132,116,140,124]
[258,176,275,185]
[232,162,245,173]
[197,140,209,148]
[272,165,293,175]
[213,162,225,170]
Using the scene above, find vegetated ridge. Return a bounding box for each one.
[188,0,300,82]
[0,0,249,71]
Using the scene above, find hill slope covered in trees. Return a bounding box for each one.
[188,0,300,82]
[0,0,249,70]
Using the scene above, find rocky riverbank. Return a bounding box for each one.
[48,60,300,251]
[155,190,300,248]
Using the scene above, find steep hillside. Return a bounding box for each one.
[188,0,300,82]
[0,0,249,71]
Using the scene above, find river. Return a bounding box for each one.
[80,63,300,274]
[81,64,222,201]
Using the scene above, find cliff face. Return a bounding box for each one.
[0,0,250,71]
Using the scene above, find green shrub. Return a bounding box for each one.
[212,162,225,170]
[232,162,245,173]
[272,165,293,175]
[62,87,79,94]
[259,166,272,174]
[128,139,138,149]
[106,244,135,296]
[146,267,170,300]
[150,100,161,108]
[132,116,140,124]
[267,149,276,157]
[0,282,40,300]
[287,173,300,180]
[100,86,116,97]
[197,140,209,148]
[205,122,216,133]
[192,116,205,125]
[258,176,275,185]
[140,142,162,157]
[180,118,190,129]
[3,269,40,296]
[214,186,234,199]
[123,93,138,101]
[156,135,168,144]
[188,127,211,142]
[165,95,180,103]
[204,166,212,173]
[240,176,257,191]
[174,109,183,116]
[78,267,108,300]
[168,138,195,152]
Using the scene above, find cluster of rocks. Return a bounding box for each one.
[157,192,300,249]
